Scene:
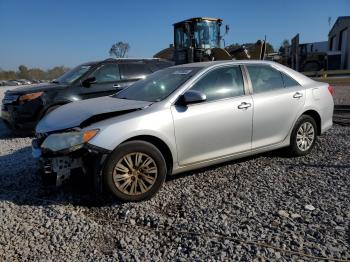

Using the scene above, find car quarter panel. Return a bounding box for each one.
[303,81,334,133]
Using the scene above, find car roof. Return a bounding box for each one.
[79,58,171,67]
[103,58,170,63]
[172,60,282,68]
[172,60,314,85]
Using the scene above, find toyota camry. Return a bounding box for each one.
[32,61,334,201]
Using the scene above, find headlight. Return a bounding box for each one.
[41,129,99,152]
[19,92,43,103]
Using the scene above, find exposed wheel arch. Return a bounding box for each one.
[288,114,317,156]
[124,135,174,176]
[301,110,321,135]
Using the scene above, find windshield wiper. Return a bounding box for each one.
[51,80,60,84]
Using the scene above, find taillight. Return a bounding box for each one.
[328,85,334,96]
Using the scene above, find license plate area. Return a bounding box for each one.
[42,157,84,186]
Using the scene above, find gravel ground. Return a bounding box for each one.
[334,85,350,105]
[0,86,349,261]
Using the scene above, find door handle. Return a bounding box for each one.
[113,84,121,88]
[238,102,251,109]
[293,92,303,98]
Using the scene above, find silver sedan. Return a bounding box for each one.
[34,61,334,201]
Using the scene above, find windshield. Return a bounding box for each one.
[55,64,91,84]
[115,67,201,102]
[174,26,190,48]
[194,21,220,49]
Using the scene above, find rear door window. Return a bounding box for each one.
[246,65,284,93]
[281,72,300,87]
[119,62,152,79]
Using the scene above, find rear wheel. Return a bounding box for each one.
[103,141,167,202]
[289,115,317,156]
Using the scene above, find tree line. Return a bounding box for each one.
[0,65,70,80]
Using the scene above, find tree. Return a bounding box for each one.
[18,65,29,79]
[265,42,274,53]
[28,68,46,80]
[46,66,69,80]
[109,41,130,58]
[0,70,16,80]
[279,39,290,55]
[0,65,69,80]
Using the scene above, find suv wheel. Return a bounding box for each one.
[289,115,317,156]
[103,141,167,202]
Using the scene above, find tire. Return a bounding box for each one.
[288,115,317,156]
[103,140,167,202]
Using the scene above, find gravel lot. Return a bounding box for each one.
[333,85,350,105]
[0,86,349,261]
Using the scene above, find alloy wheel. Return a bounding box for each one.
[112,152,158,196]
[296,122,315,151]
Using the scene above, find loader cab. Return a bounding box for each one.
[173,17,222,64]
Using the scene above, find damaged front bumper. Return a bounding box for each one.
[40,156,85,186]
[32,138,110,189]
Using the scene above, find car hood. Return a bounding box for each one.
[8,83,68,94]
[36,96,152,133]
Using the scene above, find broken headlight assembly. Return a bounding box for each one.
[41,129,99,153]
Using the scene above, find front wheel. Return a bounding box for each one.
[103,141,167,202]
[288,115,317,156]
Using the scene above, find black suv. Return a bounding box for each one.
[1,58,173,133]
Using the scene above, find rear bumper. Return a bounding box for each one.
[320,101,334,134]
[321,120,333,134]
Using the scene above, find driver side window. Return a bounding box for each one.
[90,63,120,83]
[190,66,245,102]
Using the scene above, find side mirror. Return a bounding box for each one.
[82,77,96,88]
[178,90,206,105]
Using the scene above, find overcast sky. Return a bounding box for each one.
[0,0,349,70]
